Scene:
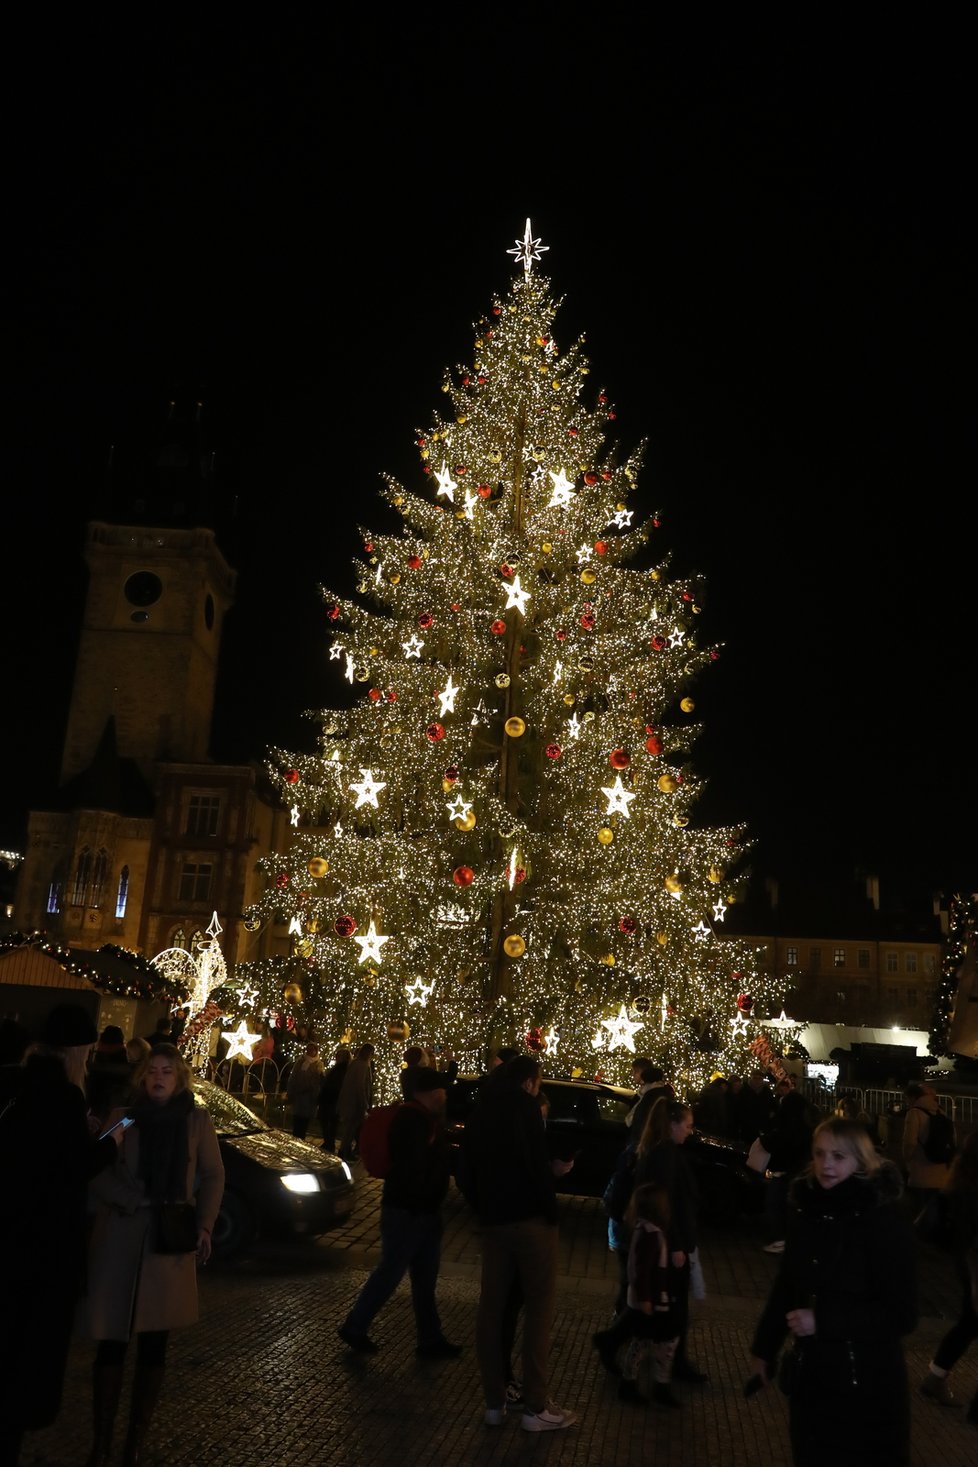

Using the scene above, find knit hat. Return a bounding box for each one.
[40,1003,99,1048]
[410,1066,447,1094]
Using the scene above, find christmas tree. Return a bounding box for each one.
[240,221,784,1100]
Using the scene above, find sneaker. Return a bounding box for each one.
[337,1324,378,1354]
[416,1337,462,1359]
[920,1373,960,1407]
[762,1240,785,1253]
[505,1379,524,1408]
[484,1407,506,1427]
[521,1404,577,1433]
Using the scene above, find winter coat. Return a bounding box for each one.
[337,1058,373,1137]
[902,1098,953,1191]
[461,1074,559,1227]
[383,1103,451,1214]
[80,1095,224,1340]
[627,1219,677,1334]
[634,1139,699,1254]
[287,1056,325,1119]
[0,1054,117,1431]
[751,1161,916,1467]
[759,1092,813,1178]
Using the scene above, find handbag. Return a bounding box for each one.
[746,1137,771,1174]
[154,1201,198,1254]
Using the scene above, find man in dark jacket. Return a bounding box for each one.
[337,1068,460,1358]
[463,1057,577,1433]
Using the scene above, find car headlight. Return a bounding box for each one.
[281,1173,320,1194]
[341,1160,353,1182]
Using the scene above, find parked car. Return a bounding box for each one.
[194,1080,356,1259]
[445,1074,764,1222]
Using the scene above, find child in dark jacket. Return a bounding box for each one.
[593,1182,681,1406]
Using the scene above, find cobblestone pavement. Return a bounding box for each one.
[24,1169,978,1467]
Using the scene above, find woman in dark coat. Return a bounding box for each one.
[0,1003,121,1467]
[749,1117,917,1467]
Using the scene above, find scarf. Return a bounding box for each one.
[131,1088,194,1202]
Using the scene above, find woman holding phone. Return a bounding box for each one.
[80,1043,224,1467]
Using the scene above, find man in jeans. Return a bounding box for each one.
[462,1056,577,1433]
[337,1068,461,1359]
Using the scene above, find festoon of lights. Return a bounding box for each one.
[239,218,784,1101]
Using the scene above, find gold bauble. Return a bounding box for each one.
[581,569,596,584]
[707,866,723,884]
[680,697,695,713]
[563,693,576,706]
[387,1021,409,1041]
[455,811,477,831]
[664,874,683,894]
[504,716,526,737]
[503,934,526,957]
[657,774,678,793]
[490,450,502,463]
[456,414,467,425]
[656,931,668,946]
[305,918,319,933]
[388,572,401,584]
[597,827,614,845]
[283,982,303,1002]
[673,815,689,828]
[442,779,455,793]
[541,542,553,555]
[600,953,616,967]
[649,569,660,581]
[307,857,329,878]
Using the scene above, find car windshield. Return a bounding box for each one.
[595,1091,633,1124]
[194,1082,264,1137]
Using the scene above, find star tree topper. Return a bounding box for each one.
[507,217,549,277]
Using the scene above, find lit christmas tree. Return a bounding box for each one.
[242,221,784,1099]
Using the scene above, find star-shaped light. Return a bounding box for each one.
[405,975,435,1006]
[553,659,563,684]
[350,768,386,808]
[344,653,355,684]
[503,575,530,616]
[712,900,727,923]
[329,642,344,660]
[437,675,459,716]
[353,920,389,965]
[507,845,520,890]
[334,822,343,838]
[205,911,223,941]
[288,916,303,936]
[600,775,636,818]
[667,628,685,649]
[507,217,549,277]
[222,1020,262,1061]
[446,795,472,820]
[542,1026,559,1056]
[290,805,300,827]
[547,468,575,507]
[597,1004,644,1053]
[692,921,712,944]
[567,711,582,740]
[235,982,259,1009]
[462,489,479,520]
[661,992,670,1030]
[729,1009,751,1040]
[434,463,456,502]
[610,508,633,529]
[402,634,424,658]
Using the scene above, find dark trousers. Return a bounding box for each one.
[476,1218,558,1414]
[343,1205,444,1346]
[933,1253,978,1371]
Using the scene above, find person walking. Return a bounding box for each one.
[317,1045,351,1152]
[748,1117,917,1467]
[902,1080,955,1209]
[336,1042,375,1161]
[0,1003,122,1467]
[80,1043,225,1467]
[757,1089,814,1254]
[462,1056,578,1433]
[286,1042,324,1139]
[337,1067,460,1358]
[918,1128,978,1421]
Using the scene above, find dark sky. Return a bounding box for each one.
[5,19,975,903]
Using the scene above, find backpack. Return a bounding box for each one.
[917,1106,956,1166]
[358,1100,430,1178]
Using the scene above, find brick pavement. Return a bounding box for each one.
[23,1167,978,1467]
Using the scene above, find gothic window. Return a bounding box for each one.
[90,849,109,907]
[69,848,92,906]
[115,866,129,919]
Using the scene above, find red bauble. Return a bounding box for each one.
[710,649,720,661]
[545,743,562,759]
[525,1027,544,1052]
[609,749,630,770]
[555,629,567,641]
[285,769,300,785]
[652,515,661,528]
[477,375,487,385]
[645,735,664,755]
[682,590,692,601]
[515,867,527,883]
[477,484,492,498]
[418,612,434,629]
[364,542,374,553]
[492,305,502,316]
[450,602,462,611]
[417,436,427,447]
[490,619,506,635]
[328,605,341,621]
[600,470,613,482]
[607,410,617,420]
[334,915,357,937]
[387,690,397,702]
[583,471,599,486]
[499,563,513,578]
[597,393,607,404]
[737,993,753,1013]
[567,426,578,438]
[619,917,638,934]
[594,540,608,556]
[275,872,289,888]
[453,865,474,887]
[580,613,595,630]
[407,555,422,570]
[426,722,445,742]
[444,765,459,782]
[454,464,467,476]
[650,634,666,651]
[368,688,382,701]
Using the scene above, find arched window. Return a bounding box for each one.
[115,865,130,919]
[172,927,187,951]
[69,848,92,907]
[90,849,109,908]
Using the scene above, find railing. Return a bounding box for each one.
[209,1057,289,1121]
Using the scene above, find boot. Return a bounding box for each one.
[85,1362,124,1467]
[123,1364,165,1466]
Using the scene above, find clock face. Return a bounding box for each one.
[124,571,163,608]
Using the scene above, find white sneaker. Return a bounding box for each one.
[521,1404,577,1433]
[763,1240,785,1253]
[484,1407,506,1427]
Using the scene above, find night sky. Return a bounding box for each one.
[5,20,975,904]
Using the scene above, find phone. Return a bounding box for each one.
[99,1115,135,1141]
[742,1374,764,1399]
